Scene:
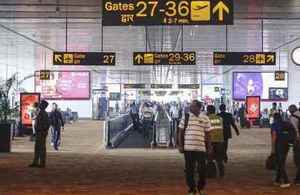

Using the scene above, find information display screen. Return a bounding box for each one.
[20,93,40,126]
[35,71,90,100]
[214,52,276,65]
[233,72,288,101]
[269,88,288,101]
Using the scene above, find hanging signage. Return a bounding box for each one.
[214,87,220,92]
[53,52,116,66]
[133,52,196,65]
[151,84,173,89]
[178,84,200,89]
[213,52,276,65]
[103,0,233,26]
[109,92,121,101]
[39,70,51,80]
[20,93,40,127]
[246,96,261,120]
[275,71,286,81]
[124,84,146,89]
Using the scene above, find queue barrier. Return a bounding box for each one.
[105,113,132,148]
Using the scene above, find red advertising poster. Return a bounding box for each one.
[35,71,90,100]
[246,96,261,119]
[20,93,40,126]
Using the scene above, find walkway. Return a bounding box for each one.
[0,120,299,195]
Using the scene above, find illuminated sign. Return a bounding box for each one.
[103,0,233,26]
[124,84,146,89]
[213,52,276,65]
[20,93,40,127]
[39,70,51,80]
[133,52,196,65]
[151,84,173,89]
[178,84,200,89]
[246,96,261,120]
[275,71,286,81]
[53,52,116,66]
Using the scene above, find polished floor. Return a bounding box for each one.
[0,120,299,195]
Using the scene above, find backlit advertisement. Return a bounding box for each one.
[35,71,90,100]
[246,96,260,120]
[233,72,288,101]
[20,93,40,126]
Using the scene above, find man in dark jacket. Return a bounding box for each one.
[50,103,64,151]
[218,104,240,163]
[29,100,50,168]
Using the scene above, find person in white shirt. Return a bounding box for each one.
[177,100,212,195]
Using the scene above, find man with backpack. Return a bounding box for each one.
[288,105,300,185]
[177,100,212,195]
[29,100,50,168]
[271,113,296,188]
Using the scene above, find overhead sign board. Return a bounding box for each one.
[103,0,233,26]
[275,71,286,81]
[53,52,116,66]
[213,52,276,66]
[124,84,146,89]
[151,84,173,89]
[39,70,51,80]
[178,84,200,89]
[133,52,196,65]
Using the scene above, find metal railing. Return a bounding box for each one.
[105,113,132,148]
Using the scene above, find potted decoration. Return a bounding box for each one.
[0,73,19,152]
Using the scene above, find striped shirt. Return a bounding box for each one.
[179,112,211,152]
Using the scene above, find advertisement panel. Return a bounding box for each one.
[20,93,40,126]
[35,71,90,100]
[246,96,261,120]
[232,72,288,101]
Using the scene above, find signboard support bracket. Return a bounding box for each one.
[261,19,264,52]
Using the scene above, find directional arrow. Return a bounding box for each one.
[54,54,63,63]
[267,55,275,63]
[135,54,144,64]
[213,1,230,22]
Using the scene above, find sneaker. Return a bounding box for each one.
[280,183,291,188]
[294,180,300,186]
[198,191,205,195]
[28,164,38,168]
[50,142,54,146]
[188,189,196,195]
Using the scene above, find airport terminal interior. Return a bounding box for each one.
[1,0,300,194]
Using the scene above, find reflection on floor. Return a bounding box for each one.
[0,120,299,195]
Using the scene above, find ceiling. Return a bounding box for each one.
[0,0,299,85]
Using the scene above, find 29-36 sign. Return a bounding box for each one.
[103,0,233,26]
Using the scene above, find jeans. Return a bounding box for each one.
[184,151,207,191]
[33,131,47,166]
[293,141,300,181]
[212,142,225,177]
[224,139,229,161]
[53,127,61,150]
[275,142,289,183]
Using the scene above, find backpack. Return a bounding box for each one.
[280,121,297,145]
[37,111,51,132]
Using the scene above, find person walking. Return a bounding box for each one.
[30,102,39,141]
[288,104,300,185]
[218,104,240,163]
[207,105,225,178]
[177,100,212,195]
[170,103,180,145]
[29,100,50,168]
[49,103,64,151]
[130,101,140,131]
[271,113,296,188]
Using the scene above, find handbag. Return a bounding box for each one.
[265,153,277,170]
[177,113,189,153]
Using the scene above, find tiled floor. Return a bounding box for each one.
[0,120,299,195]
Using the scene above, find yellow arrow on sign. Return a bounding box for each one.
[267,55,275,63]
[54,54,63,63]
[135,54,144,64]
[213,1,230,22]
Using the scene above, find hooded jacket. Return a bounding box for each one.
[35,100,50,132]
